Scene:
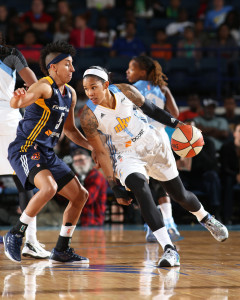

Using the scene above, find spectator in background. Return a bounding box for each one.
[165,0,181,19]
[87,0,115,10]
[17,30,42,65]
[177,26,202,60]
[208,23,238,60]
[224,9,240,46]
[150,29,172,60]
[95,15,116,48]
[220,123,240,224]
[0,5,8,37]
[204,0,232,30]
[218,96,240,135]
[194,19,210,48]
[166,8,193,37]
[69,14,95,48]
[20,0,53,44]
[177,135,222,219]
[72,148,108,226]
[110,21,146,57]
[178,94,203,122]
[194,98,229,152]
[52,0,73,42]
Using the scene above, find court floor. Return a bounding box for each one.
[0,224,239,299]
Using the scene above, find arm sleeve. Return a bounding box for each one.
[140,98,179,128]
[10,48,28,73]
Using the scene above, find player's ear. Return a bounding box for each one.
[103,81,109,89]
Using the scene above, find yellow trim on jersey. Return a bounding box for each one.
[20,98,51,152]
[41,76,54,85]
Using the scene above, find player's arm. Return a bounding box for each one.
[63,87,92,151]
[10,80,51,109]
[18,67,38,87]
[116,83,183,128]
[161,85,179,118]
[80,105,132,205]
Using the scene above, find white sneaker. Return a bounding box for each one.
[200,214,229,242]
[158,245,180,267]
[22,241,51,259]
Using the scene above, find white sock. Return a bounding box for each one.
[25,216,37,244]
[153,227,174,250]
[20,211,34,225]
[190,204,208,222]
[159,203,172,219]
[60,225,76,237]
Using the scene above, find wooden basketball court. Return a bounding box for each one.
[0,225,239,299]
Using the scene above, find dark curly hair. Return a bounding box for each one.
[132,55,168,87]
[40,40,76,75]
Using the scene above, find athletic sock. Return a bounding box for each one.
[55,224,76,252]
[25,216,37,244]
[159,203,172,219]
[190,204,208,222]
[153,227,174,250]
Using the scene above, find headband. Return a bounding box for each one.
[83,68,108,81]
[47,53,71,70]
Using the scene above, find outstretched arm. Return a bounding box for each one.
[63,87,92,151]
[116,83,183,128]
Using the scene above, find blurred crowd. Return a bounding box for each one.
[0,0,240,226]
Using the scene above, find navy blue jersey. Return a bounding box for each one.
[17,76,72,152]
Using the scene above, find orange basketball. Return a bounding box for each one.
[171,125,204,158]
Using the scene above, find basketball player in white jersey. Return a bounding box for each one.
[126,55,182,243]
[0,41,50,258]
[80,66,228,267]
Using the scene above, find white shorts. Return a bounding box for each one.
[0,105,21,175]
[115,127,178,186]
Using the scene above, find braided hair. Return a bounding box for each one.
[132,55,168,87]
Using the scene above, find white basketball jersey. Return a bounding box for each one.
[86,84,153,158]
[0,61,16,103]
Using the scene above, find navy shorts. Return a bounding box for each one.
[8,140,74,190]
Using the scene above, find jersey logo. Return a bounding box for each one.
[114,117,131,133]
[101,113,105,119]
[45,129,53,136]
[31,152,40,160]
[125,140,132,148]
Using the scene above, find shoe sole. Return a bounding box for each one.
[49,259,90,264]
[3,236,21,263]
[158,259,180,267]
[22,253,50,259]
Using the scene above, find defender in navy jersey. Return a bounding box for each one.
[4,41,92,264]
[81,66,228,268]
[0,41,50,258]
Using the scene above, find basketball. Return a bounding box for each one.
[171,125,204,158]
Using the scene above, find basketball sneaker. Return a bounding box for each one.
[200,214,228,242]
[158,245,180,267]
[0,235,3,243]
[22,241,51,259]
[49,247,89,264]
[3,231,23,263]
[165,219,183,242]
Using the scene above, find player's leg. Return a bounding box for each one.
[49,175,89,264]
[125,172,180,267]
[4,169,58,262]
[161,176,228,242]
[12,175,50,259]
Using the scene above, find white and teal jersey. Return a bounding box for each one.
[134,80,166,130]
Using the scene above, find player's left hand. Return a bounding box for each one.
[116,198,133,206]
